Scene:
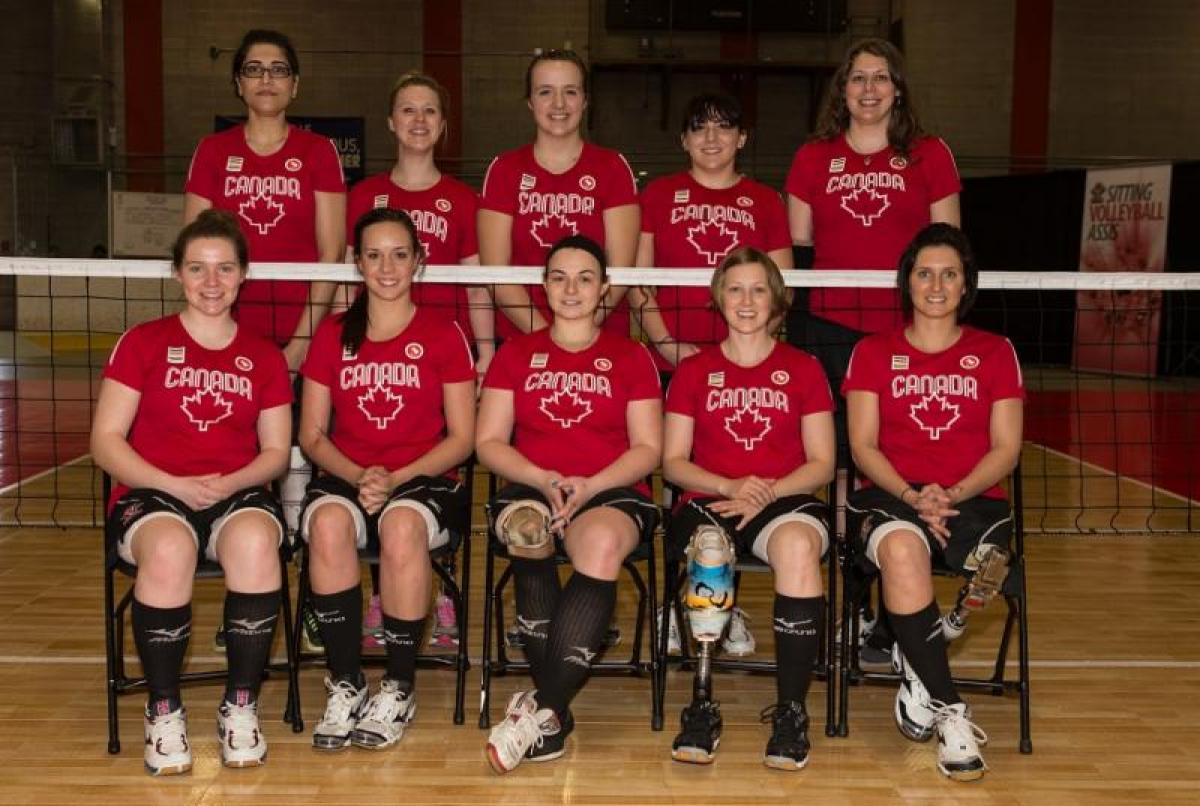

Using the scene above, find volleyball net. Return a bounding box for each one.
[1,257,1196,534]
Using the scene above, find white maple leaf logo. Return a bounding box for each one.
[181,388,233,432]
[539,389,592,427]
[724,405,772,449]
[909,393,961,439]
[839,187,891,225]
[530,213,579,249]
[685,220,740,265]
[357,384,404,428]
[238,192,285,234]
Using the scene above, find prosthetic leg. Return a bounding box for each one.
[942,543,1011,641]
[495,500,554,559]
[684,525,736,702]
[671,525,735,764]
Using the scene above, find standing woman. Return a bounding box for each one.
[844,223,1023,781]
[91,210,293,775]
[479,49,639,340]
[632,93,792,370]
[345,70,493,378]
[184,28,347,370]
[663,247,834,769]
[298,208,475,751]
[477,235,661,774]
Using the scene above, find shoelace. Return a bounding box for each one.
[320,679,361,726]
[682,702,720,733]
[929,700,988,747]
[361,686,408,724]
[492,706,544,759]
[150,712,188,754]
[758,703,806,741]
[223,703,260,749]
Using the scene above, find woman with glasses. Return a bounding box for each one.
[479,49,639,340]
[184,28,346,369]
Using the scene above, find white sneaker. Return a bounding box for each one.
[143,705,191,776]
[722,607,756,656]
[486,690,559,774]
[932,701,988,781]
[892,646,936,742]
[217,699,266,768]
[352,679,416,750]
[657,606,682,654]
[312,676,368,751]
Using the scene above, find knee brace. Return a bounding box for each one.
[495,500,554,559]
[942,543,1011,641]
[684,525,736,642]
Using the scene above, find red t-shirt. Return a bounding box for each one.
[666,343,833,503]
[479,142,638,339]
[640,171,791,367]
[301,307,475,473]
[482,328,660,490]
[185,124,347,345]
[784,134,960,333]
[346,173,481,340]
[102,314,293,510]
[841,326,1024,498]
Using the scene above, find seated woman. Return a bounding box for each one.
[91,210,293,775]
[298,208,475,751]
[663,247,835,769]
[476,234,662,774]
[844,222,1023,782]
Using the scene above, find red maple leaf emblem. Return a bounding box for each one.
[238,193,285,235]
[181,388,233,432]
[839,187,891,226]
[686,220,740,265]
[908,394,960,440]
[357,384,404,429]
[539,390,592,428]
[723,406,772,449]
[530,213,579,249]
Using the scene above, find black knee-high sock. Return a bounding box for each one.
[538,571,616,717]
[889,601,960,705]
[311,584,363,684]
[132,599,191,713]
[510,556,561,686]
[773,594,825,705]
[224,589,281,704]
[382,614,425,691]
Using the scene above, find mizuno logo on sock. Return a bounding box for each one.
[313,608,344,624]
[773,617,817,637]
[146,623,191,643]
[383,630,415,646]
[517,615,550,639]
[565,645,596,668]
[228,615,278,635]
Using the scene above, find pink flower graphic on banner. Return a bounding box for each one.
[1081,218,1161,340]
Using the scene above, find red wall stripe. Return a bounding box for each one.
[122,0,164,192]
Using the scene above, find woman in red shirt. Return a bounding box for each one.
[91,211,292,776]
[477,235,661,774]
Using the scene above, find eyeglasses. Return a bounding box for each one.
[239,62,293,80]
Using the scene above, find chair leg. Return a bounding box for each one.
[646,542,662,731]
[837,567,861,738]
[478,539,496,729]
[104,567,121,755]
[453,534,471,726]
[278,557,302,732]
[824,542,839,737]
[291,551,311,733]
[1017,591,1033,753]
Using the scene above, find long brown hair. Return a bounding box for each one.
[811,38,924,159]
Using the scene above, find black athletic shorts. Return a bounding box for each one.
[486,483,660,547]
[667,494,830,564]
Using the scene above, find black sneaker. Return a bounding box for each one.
[526,708,573,762]
[671,700,722,764]
[761,701,810,771]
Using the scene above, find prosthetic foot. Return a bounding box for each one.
[942,543,1011,641]
[496,501,554,559]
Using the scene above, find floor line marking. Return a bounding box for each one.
[0,452,91,497]
[1026,442,1197,505]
